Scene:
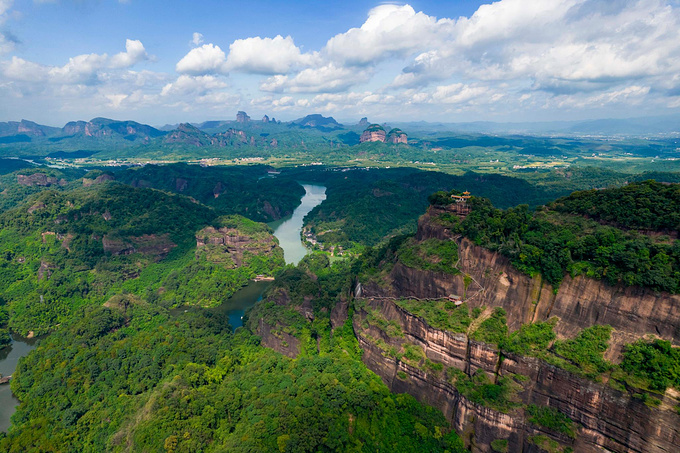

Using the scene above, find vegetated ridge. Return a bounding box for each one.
[253,183,680,452]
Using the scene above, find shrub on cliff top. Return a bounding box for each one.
[621,339,680,391]
[395,299,471,333]
[504,319,557,356]
[397,237,460,275]
[552,325,612,378]
[449,368,519,413]
[471,307,508,346]
[526,404,577,439]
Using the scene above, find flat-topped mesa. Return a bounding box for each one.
[360,124,386,143]
[61,118,163,141]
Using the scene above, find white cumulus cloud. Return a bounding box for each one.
[324,4,454,66]
[260,63,369,93]
[161,74,227,97]
[109,39,149,68]
[175,43,227,75]
[224,35,318,74]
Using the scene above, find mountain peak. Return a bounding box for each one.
[292,114,342,131]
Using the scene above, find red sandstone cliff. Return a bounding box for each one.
[354,296,680,453]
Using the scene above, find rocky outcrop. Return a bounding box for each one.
[331,299,350,328]
[262,115,270,123]
[163,123,213,147]
[256,317,300,358]
[17,173,67,187]
[164,125,249,147]
[370,206,680,360]
[83,174,114,187]
[354,297,680,453]
[292,114,342,130]
[0,119,59,137]
[360,125,408,144]
[175,178,188,192]
[214,129,247,145]
[163,124,251,147]
[351,205,680,452]
[61,118,162,141]
[195,226,279,268]
[386,128,408,144]
[236,111,251,123]
[102,234,176,260]
[37,260,54,281]
[27,202,46,214]
[360,124,386,143]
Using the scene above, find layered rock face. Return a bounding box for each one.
[355,297,680,453]
[360,124,408,144]
[386,128,408,144]
[0,119,55,137]
[82,174,114,187]
[360,124,387,143]
[353,205,680,452]
[378,206,680,358]
[14,119,48,136]
[195,226,278,268]
[102,233,176,259]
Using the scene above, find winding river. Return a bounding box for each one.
[212,183,326,331]
[0,183,327,431]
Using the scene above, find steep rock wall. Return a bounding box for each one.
[371,206,680,359]
[354,297,680,453]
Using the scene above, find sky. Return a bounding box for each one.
[1,0,680,126]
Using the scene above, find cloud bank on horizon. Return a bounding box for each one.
[1,0,680,125]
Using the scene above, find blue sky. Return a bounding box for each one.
[1,0,680,126]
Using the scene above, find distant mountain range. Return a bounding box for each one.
[3,112,679,141]
[0,112,678,158]
[0,112,363,158]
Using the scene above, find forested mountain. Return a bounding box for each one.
[250,184,680,452]
[430,182,680,292]
[0,182,285,339]
[0,164,679,452]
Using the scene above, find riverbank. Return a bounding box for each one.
[0,335,39,431]
[267,184,327,265]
